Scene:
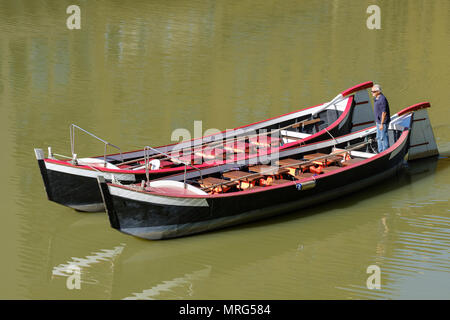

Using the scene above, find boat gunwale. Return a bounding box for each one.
[44,106,365,176]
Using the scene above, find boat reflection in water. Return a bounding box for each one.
[37,155,445,299]
[122,266,212,300]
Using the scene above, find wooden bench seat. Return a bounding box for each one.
[320,166,341,174]
[276,158,305,167]
[275,158,310,176]
[222,170,263,182]
[292,118,322,128]
[342,158,364,166]
[330,148,348,157]
[248,165,289,175]
[222,170,264,190]
[199,177,238,188]
[199,176,239,194]
[294,172,315,179]
[303,153,328,160]
[312,155,343,167]
[268,179,293,185]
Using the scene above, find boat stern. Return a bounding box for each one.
[408,105,439,160]
[34,148,54,201]
[34,147,107,212]
[97,176,120,229]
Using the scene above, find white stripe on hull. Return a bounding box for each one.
[45,162,136,182]
[109,185,209,207]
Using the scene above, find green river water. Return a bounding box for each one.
[0,0,449,299]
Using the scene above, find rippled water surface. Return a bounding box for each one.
[0,0,449,299]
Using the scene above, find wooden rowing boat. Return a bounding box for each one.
[34,82,375,212]
[97,102,437,239]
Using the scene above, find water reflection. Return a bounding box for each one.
[11,143,450,299]
[123,266,212,300]
[52,244,125,278]
[336,157,450,299]
[97,157,442,299]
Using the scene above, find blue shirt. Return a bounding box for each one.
[374,94,390,124]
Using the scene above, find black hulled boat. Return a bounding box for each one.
[98,102,437,240]
[35,82,375,212]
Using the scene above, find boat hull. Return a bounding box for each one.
[35,157,150,212]
[100,131,410,239]
[36,81,379,212]
[35,94,356,212]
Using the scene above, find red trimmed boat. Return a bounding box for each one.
[34,82,376,212]
[97,102,438,240]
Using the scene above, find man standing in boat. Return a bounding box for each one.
[372,84,391,152]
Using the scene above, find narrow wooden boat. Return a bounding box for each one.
[34,82,375,212]
[97,102,437,240]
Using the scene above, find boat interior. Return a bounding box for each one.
[138,112,413,196]
[94,108,344,171]
[188,149,371,195]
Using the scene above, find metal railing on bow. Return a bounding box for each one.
[70,124,123,166]
[143,146,203,188]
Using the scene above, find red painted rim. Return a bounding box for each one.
[397,102,431,116]
[341,81,373,97]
